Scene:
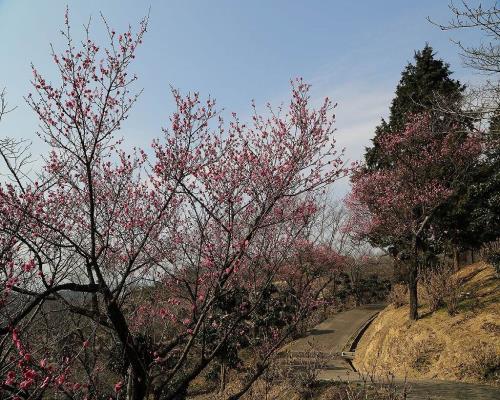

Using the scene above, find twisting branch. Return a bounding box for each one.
[429,1,500,74]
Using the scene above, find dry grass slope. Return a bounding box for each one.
[354,262,500,386]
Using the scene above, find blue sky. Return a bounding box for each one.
[0,0,489,195]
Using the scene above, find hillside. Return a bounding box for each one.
[354,262,500,385]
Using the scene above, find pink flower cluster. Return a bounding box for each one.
[348,113,482,240]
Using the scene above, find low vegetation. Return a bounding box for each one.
[189,356,411,400]
[354,262,500,385]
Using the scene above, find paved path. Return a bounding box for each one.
[282,304,384,354]
[407,380,500,400]
[280,304,500,399]
[279,304,385,380]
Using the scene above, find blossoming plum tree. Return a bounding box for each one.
[347,113,482,320]
[0,11,347,400]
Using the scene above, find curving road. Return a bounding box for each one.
[279,304,384,380]
[281,305,500,400]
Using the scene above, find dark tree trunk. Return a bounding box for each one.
[355,290,361,307]
[127,368,148,400]
[453,246,460,271]
[408,263,418,321]
[105,300,148,400]
[220,361,226,395]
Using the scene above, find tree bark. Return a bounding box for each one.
[125,361,148,400]
[408,263,418,321]
[220,361,226,395]
[126,366,148,400]
[105,300,148,400]
[453,246,460,271]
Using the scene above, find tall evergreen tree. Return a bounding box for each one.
[366,44,465,170]
[487,107,500,155]
[362,45,498,271]
[469,111,498,234]
[432,107,500,267]
[357,45,478,318]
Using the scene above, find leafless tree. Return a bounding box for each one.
[433,1,500,74]
[429,1,500,122]
[306,197,384,306]
[0,90,33,190]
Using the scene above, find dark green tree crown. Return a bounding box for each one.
[365,44,465,170]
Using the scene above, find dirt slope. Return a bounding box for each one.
[354,262,500,385]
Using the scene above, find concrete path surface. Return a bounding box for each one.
[279,304,385,380]
[407,380,500,400]
[283,304,384,354]
[279,304,500,399]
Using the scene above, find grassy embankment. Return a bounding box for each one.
[354,262,500,386]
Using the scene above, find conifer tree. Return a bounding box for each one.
[366,44,465,170]
[432,107,500,268]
